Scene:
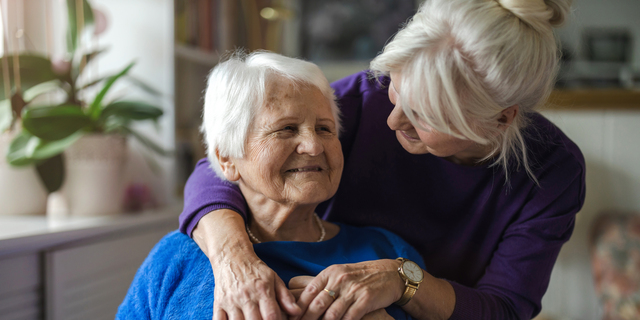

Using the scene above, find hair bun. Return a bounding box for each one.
[497,0,571,31]
[545,0,571,27]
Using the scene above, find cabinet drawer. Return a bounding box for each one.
[45,228,173,320]
[0,253,42,320]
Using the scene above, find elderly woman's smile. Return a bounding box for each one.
[229,79,343,208]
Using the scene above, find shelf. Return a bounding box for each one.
[174,44,219,67]
[547,88,640,110]
[315,60,372,83]
[0,205,180,257]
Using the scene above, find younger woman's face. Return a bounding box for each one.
[386,72,489,164]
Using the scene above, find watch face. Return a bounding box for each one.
[403,261,424,282]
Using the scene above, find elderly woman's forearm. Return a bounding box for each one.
[192,209,254,261]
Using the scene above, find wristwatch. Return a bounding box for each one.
[394,257,424,306]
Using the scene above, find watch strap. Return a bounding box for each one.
[395,282,418,306]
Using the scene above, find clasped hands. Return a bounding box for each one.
[212,259,404,320]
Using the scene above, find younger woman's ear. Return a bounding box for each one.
[498,105,519,129]
[215,150,241,182]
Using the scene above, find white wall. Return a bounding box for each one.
[88,0,176,204]
[538,108,640,320]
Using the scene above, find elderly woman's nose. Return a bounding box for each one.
[295,131,324,156]
[387,103,411,131]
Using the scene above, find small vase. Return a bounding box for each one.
[0,133,48,215]
[61,134,127,216]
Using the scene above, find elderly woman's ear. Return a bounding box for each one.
[216,149,241,182]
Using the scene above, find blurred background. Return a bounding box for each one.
[0,0,639,319]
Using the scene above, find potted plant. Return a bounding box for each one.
[0,0,168,216]
[0,65,49,215]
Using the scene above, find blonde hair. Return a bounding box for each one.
[201,51,340,181]
[370,0,571,183]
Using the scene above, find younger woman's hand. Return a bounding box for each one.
[288,259,404,320]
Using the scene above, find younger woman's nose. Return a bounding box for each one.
[387,103,412,131]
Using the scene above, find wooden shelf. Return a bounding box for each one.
[174,44,219,67]
[547,88,640,110]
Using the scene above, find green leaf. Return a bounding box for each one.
[100,101,163,122]
[0,99,12,133]
[126,75,163,97]
[6,132,38,166]
[72,48,106,81]
[88,62,135,120]
[22,104,91,140]
[0,54,61,100]
[78,75,109,91]
[35,153,65,193]
[66,0,95,54]
[7,130,82,166]
[23,80,64,102]
[120,126,172,157]
[31,131,83,160]
[102,116,130,133]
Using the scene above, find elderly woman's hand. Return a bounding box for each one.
[288,259,404,320]
[212,254,301,320]
[193,210,302,320]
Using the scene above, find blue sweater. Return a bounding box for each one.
[117,223,425,319]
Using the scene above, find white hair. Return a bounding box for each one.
[370,0,571,183]
[201,51,341,181]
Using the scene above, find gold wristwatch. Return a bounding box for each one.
[394,257,424,306]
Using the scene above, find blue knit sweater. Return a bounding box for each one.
[117,223,425,319]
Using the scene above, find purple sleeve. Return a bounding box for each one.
[179,159,248,236]
[449,147,586,319]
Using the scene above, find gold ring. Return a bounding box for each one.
[323,288,337,300]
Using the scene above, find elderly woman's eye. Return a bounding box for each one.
[317,126,333,133]
[282,125,296,131]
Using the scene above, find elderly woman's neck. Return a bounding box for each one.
[247,204,326,243]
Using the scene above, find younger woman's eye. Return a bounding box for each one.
[410,110,428,123]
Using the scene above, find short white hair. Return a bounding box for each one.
[370,0,571,183]
[201,51,341,181]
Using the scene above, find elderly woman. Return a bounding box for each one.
[180,0,586,319]
[116,52,424,319]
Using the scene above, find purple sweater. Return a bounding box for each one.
[180,71,586,319]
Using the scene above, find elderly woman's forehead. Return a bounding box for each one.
[264,79,320,107]
[266,79,298,98]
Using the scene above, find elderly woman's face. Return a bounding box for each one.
[232,80,343,206]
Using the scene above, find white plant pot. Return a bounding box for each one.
[0,133,48,215]
[61,134,127,216]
